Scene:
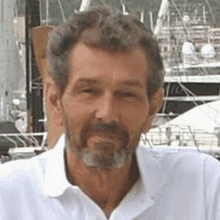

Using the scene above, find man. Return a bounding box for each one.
[0,7,220,220]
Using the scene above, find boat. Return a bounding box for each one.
[154,0,220,116]
[139,0,220,160]
[141,99,220,160]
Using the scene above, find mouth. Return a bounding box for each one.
[88,131,122,140]
[86,132,122,152]
[81,122,129,152]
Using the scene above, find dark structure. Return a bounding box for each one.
[0,121,31,156]
[25,0,44,134]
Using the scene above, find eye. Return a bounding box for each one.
[82,88,99,95]
[123,92,135,97]
[82,89,94,93]
[116,91,137,99]
[119,91,136,97]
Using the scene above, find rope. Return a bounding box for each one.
[57,0,66,22]
[205,0,217,25]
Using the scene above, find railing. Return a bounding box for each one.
[144,129,218,147]
[0,132,47,163]
[141,125,220,160]
[2,127,220,164]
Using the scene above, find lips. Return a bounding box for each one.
[87,131,122,141]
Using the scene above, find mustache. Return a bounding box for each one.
[84,121,129,140]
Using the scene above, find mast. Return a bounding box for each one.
[79,0,91,12]
[0,0,24,121]
[154,0,169,36]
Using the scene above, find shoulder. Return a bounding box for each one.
[0,152,45,219]
[137,146,220,219]
[0,149,55,216]
[0,149,52,193]
[137,145,220,176]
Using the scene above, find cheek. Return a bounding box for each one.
[62,100,92,140]
[120,103,149,133]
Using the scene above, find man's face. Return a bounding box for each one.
[60,43,154,170]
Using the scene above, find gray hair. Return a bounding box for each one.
[47,6,164,97]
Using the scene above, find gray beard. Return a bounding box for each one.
[80,146,129,170]
[65,131,141,170]
[64,119,142,170]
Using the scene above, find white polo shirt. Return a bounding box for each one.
[0,134,220,220]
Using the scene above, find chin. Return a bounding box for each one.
[80,147,128,170]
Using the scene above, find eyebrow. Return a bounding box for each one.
[119,79,144,89]
[75,78,101,86]
[74,78,144,89]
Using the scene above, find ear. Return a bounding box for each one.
[44,76,64,127]
[142,88,164,133]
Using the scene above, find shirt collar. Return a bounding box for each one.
[43,134,167,199]
[136,145,167,200]
[43,133,73,197]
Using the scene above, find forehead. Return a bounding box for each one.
[67,43,149,87]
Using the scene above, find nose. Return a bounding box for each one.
[95,92,119,124]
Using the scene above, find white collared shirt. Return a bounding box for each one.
[0,134,220,220]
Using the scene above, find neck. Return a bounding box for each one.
[65,148,139,217]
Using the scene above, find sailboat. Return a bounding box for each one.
[140,0,220,160]
[154,0,220,117]
[142,100,220,160]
